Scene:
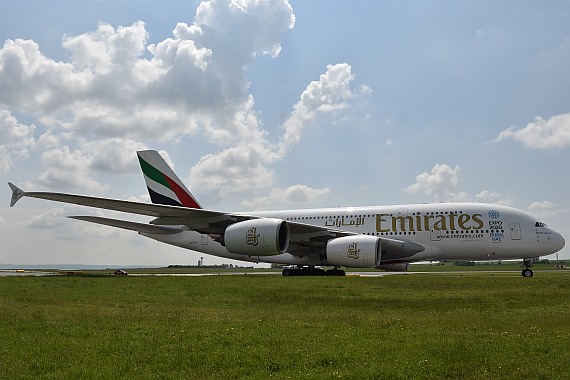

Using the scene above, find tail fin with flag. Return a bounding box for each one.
[137,150,202,209]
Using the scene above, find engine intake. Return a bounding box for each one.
[326,235,381,268]
[224,219,289,256]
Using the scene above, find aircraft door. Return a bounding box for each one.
[201,234,209,245]
[510,223,522,240]
[429,219,440,241]
[430,227,441,241]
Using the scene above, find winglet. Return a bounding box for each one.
[8,182,26,207]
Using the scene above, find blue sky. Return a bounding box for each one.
[1,0,569,266]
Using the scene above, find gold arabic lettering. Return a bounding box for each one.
[245,226,260,246]
[324,216,366,228]
[347,242,361,259]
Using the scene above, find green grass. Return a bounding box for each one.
[1,273,569,379]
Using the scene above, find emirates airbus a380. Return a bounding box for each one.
[9,150,565,277]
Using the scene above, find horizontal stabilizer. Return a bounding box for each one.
[69,216,181,235]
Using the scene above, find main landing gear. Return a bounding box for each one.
[326,267,346,277]
[521,259,534,277]
[281,266,345,277]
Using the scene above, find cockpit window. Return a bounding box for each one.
[535,222,547,227]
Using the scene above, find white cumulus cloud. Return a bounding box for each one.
[279,63,367,155]
[474,190,514,206]
[189,62,370,199]
[528,201,566,219]
[405,163,461,200]
[0,110,36,174]
[190,145,275,197]
[495,113,570,149]
[30,138,150,192]
[405,164,515,204]
[0,0,370,206]
[241,184,331,210]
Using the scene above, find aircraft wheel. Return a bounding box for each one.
[282,269,292,277]
[310,268,326,276]
[522,268,533,277]
[325,269,346,277]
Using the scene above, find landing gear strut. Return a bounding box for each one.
[325,267,346,277]
[521,259,534,277]
[282,266,326,277]
[282,266,345,277]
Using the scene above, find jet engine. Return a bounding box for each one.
[376,263,410,272]
[326,235,381,267]
[224,219,289,256]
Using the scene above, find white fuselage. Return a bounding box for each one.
[144,202,565,267]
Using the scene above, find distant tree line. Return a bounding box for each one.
[167,264,254,269]
[453,259,566,266]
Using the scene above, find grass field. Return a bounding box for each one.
[1,272,569,379]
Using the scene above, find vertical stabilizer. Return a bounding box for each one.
[137,150,202,209]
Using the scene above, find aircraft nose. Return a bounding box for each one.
[548,230,566,253]
[555,231,565,251]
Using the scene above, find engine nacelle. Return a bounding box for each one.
[326,235,381,268]
[376,263,410,272]
[224,219,289,256]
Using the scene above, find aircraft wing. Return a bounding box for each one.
[9,183,222,219]
[9,183,424,260]
[68,216,182,235]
